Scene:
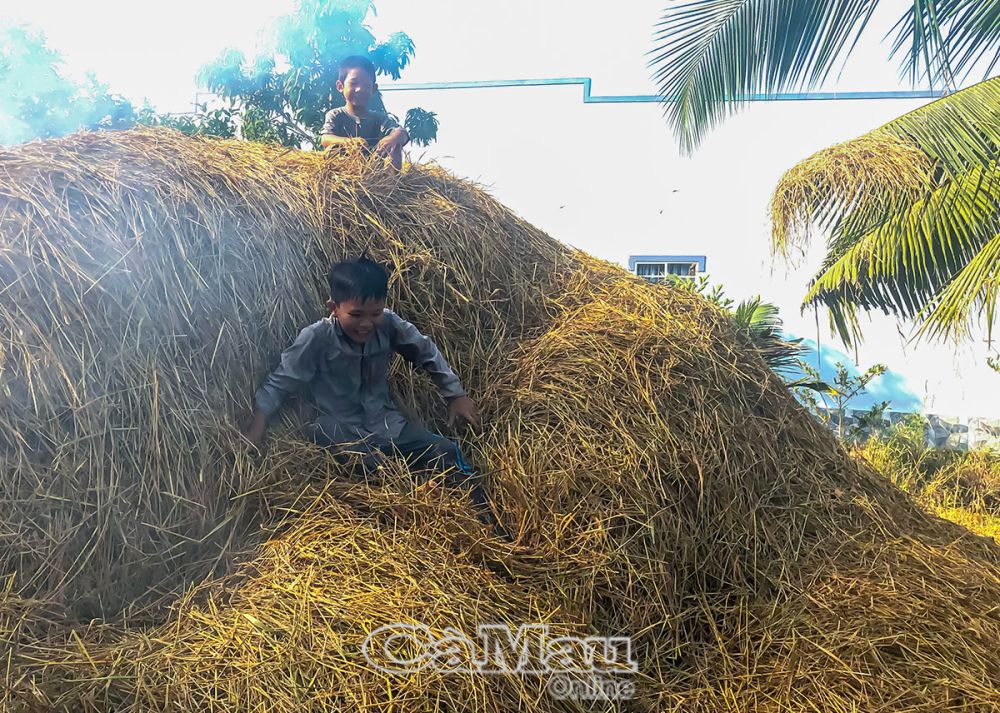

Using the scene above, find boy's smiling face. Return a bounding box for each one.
[337,68,375,112]
[328,297,385,344]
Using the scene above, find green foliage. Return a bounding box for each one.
[852,401,891,441]
[0,24,139,145]
[777,81,1000,344]
[649,0,999,151]
[855,420,1000,541]
[404,108,440,147]
[197,0,437,148]
[891,0,1000,87]
[650,1,1000,344]
[137,103,237,139]
[664,273,732,308]
[650,0,880,153]
[795,361,888,440]
[730,297,805,376]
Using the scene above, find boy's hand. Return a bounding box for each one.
[243,410,269,451]
[374,129,408,157]
[374,136,400,157]
[448,396,480,428]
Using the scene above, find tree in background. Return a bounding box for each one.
[795,361,889,441]
[0,24,137,145]
[197,0,438,148]
[139,103,238,140]
[650,1,999,345]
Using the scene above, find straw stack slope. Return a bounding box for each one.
[479,261,1000,710]
[0,129,564,620]
[0,129,998,712]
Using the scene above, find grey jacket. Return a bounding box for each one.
[255,310,466,442]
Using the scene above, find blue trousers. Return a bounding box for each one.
[305,420,491,514]
[305,419,508,538]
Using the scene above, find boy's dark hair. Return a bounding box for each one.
[327,257,389,303]
[338,55,377,84]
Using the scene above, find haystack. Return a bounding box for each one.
[1,129,998,712]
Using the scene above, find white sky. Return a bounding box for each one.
[4,0,926,111]
[3,0,998,417]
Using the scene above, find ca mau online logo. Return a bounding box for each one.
[362,623,637,701]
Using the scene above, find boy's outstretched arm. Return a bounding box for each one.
[374,127,409,153]
[244,323,324,447]
[386,310,479,427]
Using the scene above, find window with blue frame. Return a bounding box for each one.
[629,255,706,282]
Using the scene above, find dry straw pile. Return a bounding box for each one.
[1,129,998,712]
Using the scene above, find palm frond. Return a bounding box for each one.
[731,297,806,374]
[650,0,879,152]
[883,75,1000,173]
[919,230,1000,340]
[771,130,935,254]
[771,78,1000,343]
[891,0,1000,86]
[890,0,957,87]
[774,77,1000,250]
[804,161,1000,341]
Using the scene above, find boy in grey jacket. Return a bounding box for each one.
[245,257,502,532]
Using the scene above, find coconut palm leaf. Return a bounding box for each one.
[650,0,880,152]
[651,0,1000,150]
[652,0,1000,344]
[880,77,1000,173]
[772,78,1000,343]
[731,297,833,391]
[731,297,803,374]
[773,79,1000,249]
[922,231,1000,338]
[891,0,1000,86]
[805,163,1000,341]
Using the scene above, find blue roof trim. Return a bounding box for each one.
[381,77,945,104]
[628,255,707,271]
